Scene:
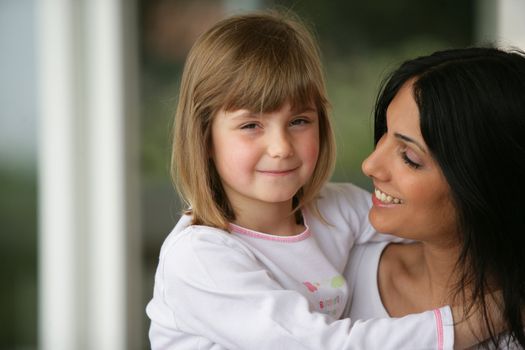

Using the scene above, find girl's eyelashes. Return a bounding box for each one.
[239,117,313,130]
[240,122,260,130]
[290,117,311,126]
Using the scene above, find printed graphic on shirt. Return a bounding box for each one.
[302,275,346,317]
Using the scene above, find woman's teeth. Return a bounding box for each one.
[375,188,403,204]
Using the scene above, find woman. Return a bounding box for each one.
[344,47,525,348]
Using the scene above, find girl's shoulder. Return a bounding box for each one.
[319,182,371,202]
[156,218,260,284]
[304,182,375,246]
[158,215,255,264]
[315,182,372,215]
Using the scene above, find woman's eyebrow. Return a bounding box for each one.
[394,132,427,153]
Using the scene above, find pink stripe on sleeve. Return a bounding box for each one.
[433,308,444,350]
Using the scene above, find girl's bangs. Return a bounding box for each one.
[222,57,321,113]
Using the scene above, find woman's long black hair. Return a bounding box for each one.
[374,47,525,347]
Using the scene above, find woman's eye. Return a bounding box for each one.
[401,149,422,169]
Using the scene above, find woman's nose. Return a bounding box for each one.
[362,141,389,181]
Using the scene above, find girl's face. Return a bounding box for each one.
[362,81,457,245]
[211,101,320,214]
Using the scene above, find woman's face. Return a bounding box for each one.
[362,80,457,246]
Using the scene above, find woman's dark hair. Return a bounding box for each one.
[374,47,525,347]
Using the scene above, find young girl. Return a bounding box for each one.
[146,10,481,349]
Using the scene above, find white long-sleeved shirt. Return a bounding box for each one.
[146,182,453,349]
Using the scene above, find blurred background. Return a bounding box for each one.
[1,0,523,349]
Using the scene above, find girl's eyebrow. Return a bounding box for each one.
[228,110,257,120]
[227,106,317,120]
[394,132,427,153]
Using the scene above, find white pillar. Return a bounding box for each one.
[37,0,141,349]
[477,0,525,49]
[38,1,82,348]
[497,0,525,49]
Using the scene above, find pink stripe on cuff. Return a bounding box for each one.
[433,308,444,350]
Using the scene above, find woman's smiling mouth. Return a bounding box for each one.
[374,188,404,204]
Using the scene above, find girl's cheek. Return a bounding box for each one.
[307,143,321,168]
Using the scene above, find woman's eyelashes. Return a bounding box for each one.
[400,147,422,169]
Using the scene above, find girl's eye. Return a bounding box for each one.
[240,123,260,130]
[290,118,310,126]
[401,148,422,169]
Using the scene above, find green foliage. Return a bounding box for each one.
[140,0,476,186]
[0,168,37,348]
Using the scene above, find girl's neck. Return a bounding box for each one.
[232,200,304,236]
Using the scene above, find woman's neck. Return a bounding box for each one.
[379,240,465,316]
[419,242,463,303]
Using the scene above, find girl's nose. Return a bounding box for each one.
[268,130,294,158]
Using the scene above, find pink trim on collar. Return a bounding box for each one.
[229,223,311,243]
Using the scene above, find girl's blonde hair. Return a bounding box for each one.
[172,10,336,230]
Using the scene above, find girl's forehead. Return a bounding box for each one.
[224,101,317,115]
[222,96,317,113]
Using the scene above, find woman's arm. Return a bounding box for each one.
[451,291,509,349]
